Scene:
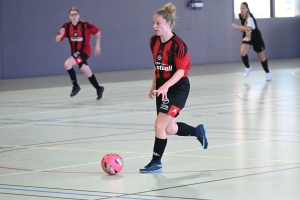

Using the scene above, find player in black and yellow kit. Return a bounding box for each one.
[139,3,209,173]
[56,7,104,100]
[232,2,271,81]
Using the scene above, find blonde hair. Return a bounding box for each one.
[155,3,177,29]
[69,7,79,14]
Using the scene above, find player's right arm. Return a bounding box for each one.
[55,28,65,42]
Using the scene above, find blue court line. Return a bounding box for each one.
[0,187,154,200]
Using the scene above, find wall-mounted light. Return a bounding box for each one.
[187,0,203,10]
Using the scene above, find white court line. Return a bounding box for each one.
[0,136,282,177]
[0,110,153,129]
[0,95,299,129]
[0,67,298,95]
[1,78,299,118]
[0,90,299,119]
[291,69,300,78]
[0,80,151,94]
[166,136,282,154]
[0,93,240,118]
[0,101,152,118]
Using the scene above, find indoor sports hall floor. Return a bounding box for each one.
[0,58,299,200]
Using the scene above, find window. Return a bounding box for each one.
[275,0,300,17]
[234,0,271,19]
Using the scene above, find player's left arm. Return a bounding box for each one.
[162,70,184,89]
[94,30,101,56]
[231,23,252,31]
[86,22,101,56]
[232,17,255,31]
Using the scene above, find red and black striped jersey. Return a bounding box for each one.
[58,21,99,56]
[150,33,190,80]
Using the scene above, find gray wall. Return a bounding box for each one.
[0,0,2,79]
[1,0,300,79]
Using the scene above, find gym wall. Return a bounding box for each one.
[0,0,299,79]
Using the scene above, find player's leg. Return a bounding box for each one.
[167,78,208,148]
[240,43,252,77]
[140,112,172,173]
[165,118,208,149]
[79,64,92,77]
[64,56,81,97]
[256,50,271,81]
[79,64,104,100]
[165,118,178,135]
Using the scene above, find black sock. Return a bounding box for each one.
[241,55,250,68]
[261,59,269,73]
[67,68,79,86]
[67,68,79,87]
[152,137,167,161]
[176,122,196,137]
[88,74,101,90]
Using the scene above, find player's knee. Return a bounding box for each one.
[64,61,72,70]
[240,51,247,56]
[165,125,176,135]
[83,67,92,77]
[258,54,266,61]
[154,123,160,132]
[154,122,165,134]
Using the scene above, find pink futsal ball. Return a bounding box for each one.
[101,153,123,175]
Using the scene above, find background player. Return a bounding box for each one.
[231,2,271,81]
[56,7,104,99]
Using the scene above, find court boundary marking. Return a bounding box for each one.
[0,136,286,177]
[0,94,299,129]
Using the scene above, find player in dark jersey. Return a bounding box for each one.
[55,7,104,100]
[232,2,271,81]
[139,3,209,173]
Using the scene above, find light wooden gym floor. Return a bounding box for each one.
[0,58,299,200]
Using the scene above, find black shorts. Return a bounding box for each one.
[156,77,190,118]
[242,40,265,53]
[72,51,89,68]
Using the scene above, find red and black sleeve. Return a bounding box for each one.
[174,37,190,71]
[57,23,68,41]
[85,22,100,35]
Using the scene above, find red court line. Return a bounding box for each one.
[0,162,299,175]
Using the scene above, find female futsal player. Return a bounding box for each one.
[55,7,104,100]
[139,3,209,173]
[231,2,271,81]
